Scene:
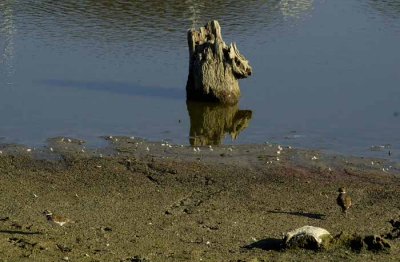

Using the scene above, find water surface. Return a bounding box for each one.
[0,0,399,160]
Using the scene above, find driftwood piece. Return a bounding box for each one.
[186,20,252,105]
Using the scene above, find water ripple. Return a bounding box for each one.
[7,0,313,49]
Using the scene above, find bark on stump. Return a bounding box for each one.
[186,20,252,105]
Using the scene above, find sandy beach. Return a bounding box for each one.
[0,136,399,261]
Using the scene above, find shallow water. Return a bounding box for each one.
[0,0,399,160]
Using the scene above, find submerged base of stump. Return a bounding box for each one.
[186,101,252,146]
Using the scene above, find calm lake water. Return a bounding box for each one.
[1,0,400,160]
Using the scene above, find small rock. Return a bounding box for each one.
[389,218,400,229]
[363,235,391,251]
[122,255,149,262]
[284,226,332,250]
[57,244,72,253]
[101,226,113,232]
[335,232,391,252]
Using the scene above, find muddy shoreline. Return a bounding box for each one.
[0,136,399,261]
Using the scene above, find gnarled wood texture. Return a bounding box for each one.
[186,20,252,105]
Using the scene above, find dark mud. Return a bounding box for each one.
[0,136,399,261]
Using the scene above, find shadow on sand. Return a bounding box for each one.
[267,210,326,220]
[0,230,43,235]
[243,237,283,251]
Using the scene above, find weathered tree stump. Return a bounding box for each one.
[186,20,252,105]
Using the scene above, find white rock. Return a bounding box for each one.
[284,226,332,249]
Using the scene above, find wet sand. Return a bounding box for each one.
[0,136,399,261]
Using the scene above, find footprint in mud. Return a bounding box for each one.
[166,189,224,215]
[122,256,149,262]
[8,237,40,250]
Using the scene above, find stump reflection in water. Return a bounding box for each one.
[187,101,252,146]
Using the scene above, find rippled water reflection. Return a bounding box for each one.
[14,1,283,48]
[367,0,400,19]
[0,0,399,160]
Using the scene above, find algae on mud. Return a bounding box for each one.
[0,137,399,261]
